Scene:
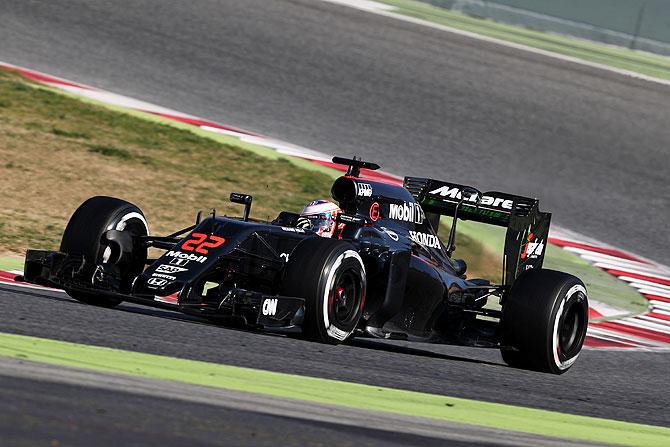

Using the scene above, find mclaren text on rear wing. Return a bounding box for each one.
[404,177,552,284]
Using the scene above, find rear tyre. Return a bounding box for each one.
[500,269,588,374]
[60,196,148,307]
[280,237,366,344]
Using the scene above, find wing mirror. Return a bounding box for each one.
[452,258,467,277]
[230,192,253,221]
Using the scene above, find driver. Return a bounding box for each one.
[296,200,341,238]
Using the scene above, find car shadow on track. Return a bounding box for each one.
[2,284,288,338]
[1,284,218,326]
[4,284,504,367]
[349,338,503,367]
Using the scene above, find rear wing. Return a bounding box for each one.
[404,177,551,284]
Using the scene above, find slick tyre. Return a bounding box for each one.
[500,269,588,374]
[281,237,366,344]
[60,196,148,307]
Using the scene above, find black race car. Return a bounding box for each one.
[23,157,588,374]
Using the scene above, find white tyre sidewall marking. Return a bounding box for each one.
[322,250,366,341]
[109,211,149,233]
[552,284,587,370]
[102,211,149,263]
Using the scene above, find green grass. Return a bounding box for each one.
[88,144,133,159]
[0,257,24,271]
[0,66,646,314]
[51,127,90,139]
[1,333,668,447]
[36,84,341,179]
[0,69,336,255]
[0,67,495,277]
[378,0,670,80]
[438,217,502,281]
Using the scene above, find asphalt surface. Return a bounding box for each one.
[1,0,669,444]
[5,375,446,447]
[0,0,669,264]
[2,357,597,447]
[3,376,478,447]
[1,284,668,430]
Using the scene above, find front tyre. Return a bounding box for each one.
[500,269,588,374]
[280,238,366,344]
[60,196,149,307]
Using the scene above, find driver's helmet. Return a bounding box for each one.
[297,200,341,238]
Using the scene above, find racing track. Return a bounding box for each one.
[1,0,669,443]
[1,0,668,264]
[0,284,668,426]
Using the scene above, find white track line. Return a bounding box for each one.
[557,248,670,275]
[199,125,336,163]
[588,326,665,347]
[586,334,641,348]
[56,85,196,118]
[637,315,670,328]
[626,313,670,333]
[565,252,653,270]
[321,0,396,11]
[593,262,669,276]
[627,316,670,330]
[563,248,650,266]
[586,331,641,347]
[649,301,670,312]
[616,318,670,335]
[621,277,670,291]
[603,267,670,282]
[587,327,659,348]
[636,288,670,299]
[627,284,670,296]
[319,0,670,87]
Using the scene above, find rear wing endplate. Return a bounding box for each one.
[404,177,551,284]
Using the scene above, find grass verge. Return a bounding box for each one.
[377,0,670,80]
[0,69,498,278]
[1,333,668,447]
[0,256,24,272]
[0,68,647,311]
[0,70,335,255]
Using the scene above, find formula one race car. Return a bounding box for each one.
[23,157,588,374]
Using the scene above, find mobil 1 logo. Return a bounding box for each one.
[388,201,424,224]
